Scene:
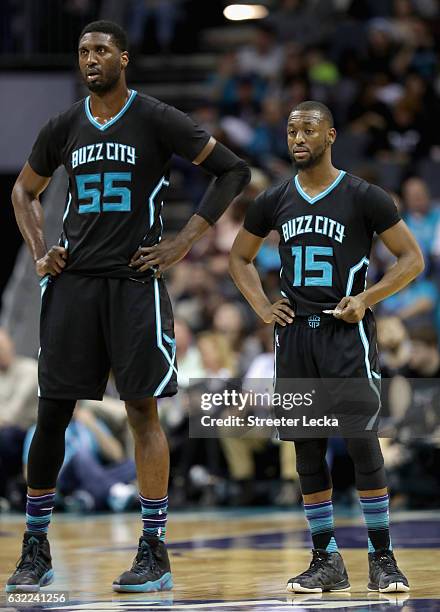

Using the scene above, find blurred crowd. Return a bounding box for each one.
[1,0,440,512]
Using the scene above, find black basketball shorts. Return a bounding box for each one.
[274,309,381,439]
[38,273,177,401]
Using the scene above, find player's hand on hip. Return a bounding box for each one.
[261,298,294,326]
[35,246,67,277]
[333,295,366,323]
[129,237,190,274]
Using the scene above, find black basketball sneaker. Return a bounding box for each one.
[368,549,410,592]
[112,536,173,592]
[5,532,54,592]
[286,549,350,593]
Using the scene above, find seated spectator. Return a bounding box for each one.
[212,302,259,375]
[368,98,429,162]
[0,328,38,430]
[0,328,38,507]
[402,177,440,270]
[174,317,205,387]
[376,315,411,376]
[23,406,137,512]
[381,326,440,507]
[247,97,291,166]
[237,23,284,82]
[379,276,438,330]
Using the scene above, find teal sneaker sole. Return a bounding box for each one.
[5,569,54,592]
[112,571,173,593]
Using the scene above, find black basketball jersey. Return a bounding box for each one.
[28,90,210,277]
[243,171,401,316]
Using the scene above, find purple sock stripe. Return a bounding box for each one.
[27,493,55,502]
[139,494,168,503]
[303,501,332,510]
[26,494,55,517]
[359,495,389,503]
[363,508,389,514]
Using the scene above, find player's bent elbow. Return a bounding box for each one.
[231,160,251,192]
[412,250,425,278]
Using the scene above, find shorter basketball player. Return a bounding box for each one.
[230,101,424,593]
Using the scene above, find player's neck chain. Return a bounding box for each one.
[92,90,131,125]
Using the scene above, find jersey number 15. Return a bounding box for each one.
[292,245,333,287]
[76,172,131,213]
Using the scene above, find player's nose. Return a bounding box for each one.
[85,52,98,66]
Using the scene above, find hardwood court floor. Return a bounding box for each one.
[1,509,439,611]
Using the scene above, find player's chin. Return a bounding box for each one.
[85,78,107,93]
[293,155,313,169]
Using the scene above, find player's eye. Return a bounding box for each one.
[305,129,314,135]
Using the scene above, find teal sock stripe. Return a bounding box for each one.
[304,500,338,553]
[360,495,391,552]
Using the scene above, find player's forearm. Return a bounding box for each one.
[196,159,251,225]
[229,255,272,320]
[12,183,47,263]
[174,214,211,250]
[357,251,424,308]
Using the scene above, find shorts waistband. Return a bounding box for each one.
[293,314,355,328]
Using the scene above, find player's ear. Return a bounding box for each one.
[328,127,336,145]
[121,51,129,69]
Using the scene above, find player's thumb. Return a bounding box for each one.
[335,296,350,313]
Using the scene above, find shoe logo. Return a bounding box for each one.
[308,315,320,328]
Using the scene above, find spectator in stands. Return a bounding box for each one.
[247,97,289,166]
[402,177,440,265]
[0,328,38,430]
[379,275,438,329]
[376,316,411,376]
[0,329,38,506]
[382,326,440,507]
[237,22,284,81]
[23,405,137,512]
[368,98,429,161]
[174,317,205,387]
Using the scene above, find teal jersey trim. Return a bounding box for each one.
[84,90,137,131]
[346,256,369,297]
[294,170,346,204]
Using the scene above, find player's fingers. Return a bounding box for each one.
[273,315,287,326]
[277,304,295,317]
[274,308,293,323]
[139,261,160,272]
[130,248,148,263]
[52,246,68,258]
[139,253,161,266]
[336,296,350,311]
[49,263,62,275]
[53,254,66,267]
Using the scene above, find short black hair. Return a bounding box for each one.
[79,20,128,51]
[291,100,334,127]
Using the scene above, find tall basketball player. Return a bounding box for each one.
[5,21,250,593]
